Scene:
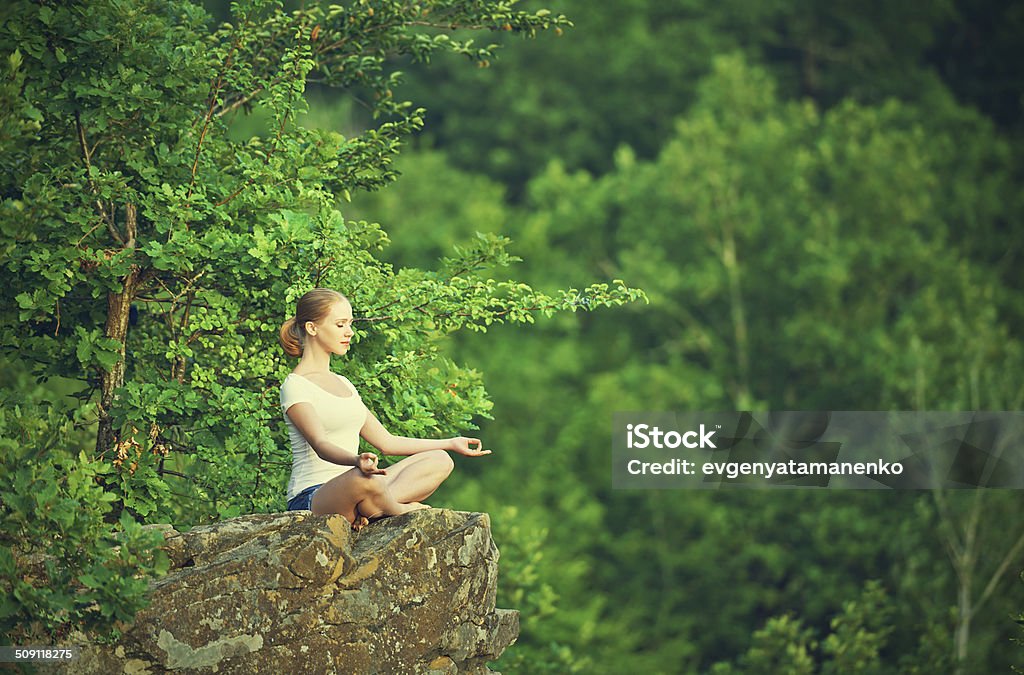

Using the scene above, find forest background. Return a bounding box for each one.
[1,0,1023,673]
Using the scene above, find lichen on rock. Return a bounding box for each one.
[55,510,518,674]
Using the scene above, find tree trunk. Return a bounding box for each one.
[954,571,972,674]
[95,203,141,460]
[720,217,752,408]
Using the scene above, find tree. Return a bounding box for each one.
[710,581,898,674]
[349,52,1024,672]
[0,0,642,642]
[397,0,989,196]
[930,489,1024,672]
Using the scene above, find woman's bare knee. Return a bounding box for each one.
[426,449,454,475]
[310,471,380,515]
[354,473,388,497]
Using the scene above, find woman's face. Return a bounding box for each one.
[307,299,355,356]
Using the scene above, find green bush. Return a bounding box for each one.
[0,401,168,644]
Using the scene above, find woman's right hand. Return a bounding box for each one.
[357,452,387,476]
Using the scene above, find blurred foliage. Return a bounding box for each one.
[709,581,894,674]
[348,20,1024,674]
[1015,575,1024,674]
[3,0,1023,672]
[395,0,1024,195]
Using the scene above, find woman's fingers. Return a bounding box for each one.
[467,438,490,455]
[358,453,387,475]
[359,465,386,476]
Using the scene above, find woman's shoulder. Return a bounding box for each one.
[280,371,302,393]
[333,373,361,396]
[281,371,314,393]
[283,370,361,398]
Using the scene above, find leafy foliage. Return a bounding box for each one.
[353,49,1024,672]
[0,398,168,644]
[2,0,1022,672]
[0,0,640,642]
[710,581,894,674]
[396,0,1014,195]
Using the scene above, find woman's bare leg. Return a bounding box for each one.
[382,450,454,504]
[311,469,423,524]
[308,451,452,529]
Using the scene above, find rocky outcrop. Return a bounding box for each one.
[59,510,518,674]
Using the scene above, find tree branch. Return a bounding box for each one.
[931,487,965,561]
[214,93,294,208]
[973,527,1024,617]
[187,37,241,205]
[359,302,556,325]
[124,202,137,249]
[212,15,296,119]
[75,111,123,246]
[215,85,264,118]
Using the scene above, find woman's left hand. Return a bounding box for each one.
[448,437,491,457]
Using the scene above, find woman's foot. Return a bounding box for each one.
[351,507,387,531]
[352,502,431,531]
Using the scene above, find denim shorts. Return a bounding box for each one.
[287,483,324,511]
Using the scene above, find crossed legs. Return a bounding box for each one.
[310,450,454,528]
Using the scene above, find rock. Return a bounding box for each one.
[55,510,518,674]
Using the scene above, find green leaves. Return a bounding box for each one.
[73,327,123,372]
[0,0,639,647]
[0,401,168,644]
[710,581,896,674]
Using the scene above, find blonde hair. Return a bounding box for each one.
[279,288,348,357]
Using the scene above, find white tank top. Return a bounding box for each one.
[281,372,369,501]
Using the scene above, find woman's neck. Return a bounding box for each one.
[296,349,331,373]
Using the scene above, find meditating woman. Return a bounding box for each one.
[279,288,491,529]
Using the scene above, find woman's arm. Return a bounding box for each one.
[360,410,491,457]
[286,403,386,474]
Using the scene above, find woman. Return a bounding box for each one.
[279,288,491,530]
